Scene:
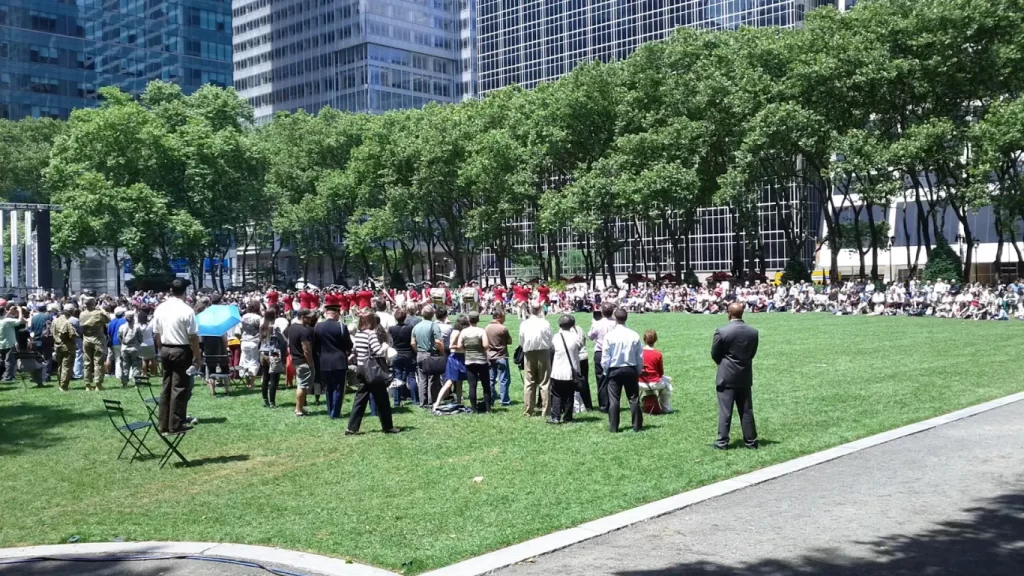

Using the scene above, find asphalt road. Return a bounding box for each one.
[496,399,1024,576]
[0,557,331,576]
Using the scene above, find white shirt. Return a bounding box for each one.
[152,296,197,345]
[376,311,397,332]
[518,315,553,352]
[551,329,582,381]
[600,324,643,373]
[587,317,615,352]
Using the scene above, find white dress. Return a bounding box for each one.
[238,313,263,377]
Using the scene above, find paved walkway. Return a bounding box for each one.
[495,399,1024,576]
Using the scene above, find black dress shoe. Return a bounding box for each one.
[344,429,362,436]
[710,443,729,451]
[383,428,401,434]
[745,442,759,450]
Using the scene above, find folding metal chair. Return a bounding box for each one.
[155,428,189,469]
[139,399,190,469]
[103,399,155,463]
[134,376,160,420]
[205,354,235,396]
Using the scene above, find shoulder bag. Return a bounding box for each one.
[420,322,448,375]
[559,334,584,389]
[359,356,392,387]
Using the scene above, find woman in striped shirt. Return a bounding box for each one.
[346,312,401,436]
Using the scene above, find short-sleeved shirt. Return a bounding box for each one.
[0,318,20,349]
[152,297,197,345]
[411,320,440,354]
[484,321,511,361]
[288,323,314,363]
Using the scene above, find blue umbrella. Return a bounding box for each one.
[196,305,242,337]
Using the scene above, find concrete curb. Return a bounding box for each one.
[0,541,398,576]
[419,390,1024,576]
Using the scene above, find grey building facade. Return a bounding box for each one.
[476,0,839,282]
[232,0,466,123]
[0,0,233,120]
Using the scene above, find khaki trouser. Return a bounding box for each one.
[83,339,106,388]
[55,346,74,390]
[523,349,551,417]
[120,348,140,385]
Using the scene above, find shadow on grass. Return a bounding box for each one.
[612,488,1024,576]
[0,401,101,456]
[196,416,228,424]
[180,454,250,467]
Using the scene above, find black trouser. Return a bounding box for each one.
[465,363,491,412]
[549,378,575,422]
[607,366,642,433]
[716,385,757,448]
[594,351,607,411]
[347,372,393,432]
[158,345,192,433]
[261,371,279,405]
[576,358,593,410]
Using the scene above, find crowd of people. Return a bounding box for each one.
[6,273,1019,440]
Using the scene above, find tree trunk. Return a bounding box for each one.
[665,215,682,282]
[113,247,122,296]
[866,202,879,281]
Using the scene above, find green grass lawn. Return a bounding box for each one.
[1,313,1022,573]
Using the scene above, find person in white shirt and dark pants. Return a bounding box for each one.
[550,314,582,424]
[600,308,643,433]
[518,303,553,417]
[588,303,615,412]
[152,279,201,435]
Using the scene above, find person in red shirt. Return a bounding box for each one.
[266,288,279,307]
[339,290,353,315]
[282,292,294,313]
[299,290,317,310]
[638,329,672,413]
[537,281,551,305]
[407,286,420,304]
[493,284,507,306]
[355,286,373,310]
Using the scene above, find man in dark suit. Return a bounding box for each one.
[313,303,353,419]
[711,302,759,450]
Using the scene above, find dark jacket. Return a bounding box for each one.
[313,319,353,373]
[711,319,759,388]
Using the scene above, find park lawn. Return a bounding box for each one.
[1,313,1022,573]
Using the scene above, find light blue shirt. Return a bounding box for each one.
[600,324,643,374]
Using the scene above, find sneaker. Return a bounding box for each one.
[294,411,307,417]
[269,403,276,409]
[344,429,362,436]
[383,428,401,434]
[263,402,270,408]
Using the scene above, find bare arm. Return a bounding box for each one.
[189,334,201,368]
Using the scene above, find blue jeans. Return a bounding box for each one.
[490,358,511,405]
[391,355,418,407]
[323,369,346,419]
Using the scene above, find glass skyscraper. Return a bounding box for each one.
[475,0,839,281]
[479,0,836,93]
[0,0,233,120]
[232,0,465,124]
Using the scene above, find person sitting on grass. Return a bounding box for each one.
[434,315,469,410]
[638,329,672,414]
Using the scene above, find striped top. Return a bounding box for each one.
[353,329,383,365]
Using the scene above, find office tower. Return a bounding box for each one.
[475,1,839,281]
[232,0,467,124]
[0,0,233,120]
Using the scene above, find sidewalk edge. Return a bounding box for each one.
[420,390,1024,576]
